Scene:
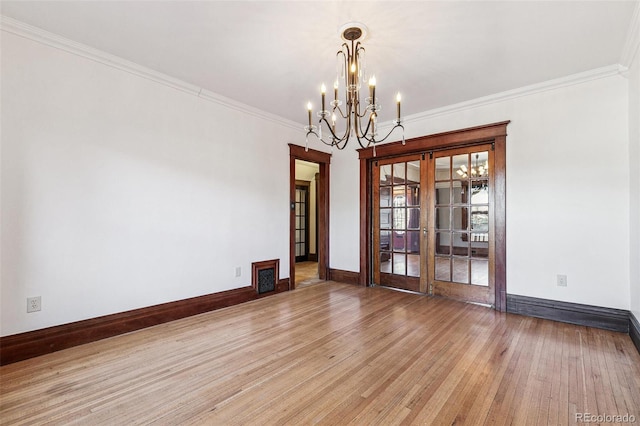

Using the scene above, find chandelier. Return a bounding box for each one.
[456,153,489,179]
[304,23,405,153]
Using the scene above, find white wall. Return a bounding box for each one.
[2,21,635,339]
[330,72,631,310]
[329,147,361,271]
[629,28,640,320]
[0,32,301,336]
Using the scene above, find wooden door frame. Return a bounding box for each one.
[358,121,509,311]
[289,144,331,289]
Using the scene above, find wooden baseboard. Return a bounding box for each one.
[630,312,640,355]
[276,278,290,292]
[506,294,629,333]
[329,269,361,285]
[308,253,318,262]
[0,278,290,365]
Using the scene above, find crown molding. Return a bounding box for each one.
[620,1,640,68]
[0,16,302,132]
[395,64,626,125]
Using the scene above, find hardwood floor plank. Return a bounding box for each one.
[1,282,639,425]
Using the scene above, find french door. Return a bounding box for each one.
[373,155,425,292]
[373,144,495,306]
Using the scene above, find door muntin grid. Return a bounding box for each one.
[379,160,421,278]
[295,187,307,259]
[434,151,489,286]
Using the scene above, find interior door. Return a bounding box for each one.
[373,155,426,292]
[429,145,495,305]
[295,185,309,262]
[372,144,495,306]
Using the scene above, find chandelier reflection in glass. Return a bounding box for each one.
[304,23,405,152]
[456,153,489,179]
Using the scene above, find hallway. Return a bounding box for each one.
[295,261,321,288]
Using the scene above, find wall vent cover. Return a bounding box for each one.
[252,259,279,294]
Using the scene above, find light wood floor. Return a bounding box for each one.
[295,261,321,287]
[1,282,639,425]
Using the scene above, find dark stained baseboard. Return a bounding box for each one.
[328,268,361,285]
[0,278,290,365]
[507,294,629,333]
[630,312,640,355]
[308,253,318,262]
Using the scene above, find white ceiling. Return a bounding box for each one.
[1,1,636,126]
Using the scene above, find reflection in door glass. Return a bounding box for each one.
[380,187,391,207]
[433,151,490,287]
[435,257,451,281]
[377,159,420,280]
[393,162,406,184]
[407,254,420,277]
[435,157,450,180]
[471,259,488,286]
[380,165,392,185]
[392,231,405,251]
[393,253,406,275]
[435,182,451,205]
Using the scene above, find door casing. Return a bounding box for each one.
[358,121,509,311]
[289,144,331,290]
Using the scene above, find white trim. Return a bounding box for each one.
[398,65,626,125]
[0,16,302,132]
[620,1,640,69]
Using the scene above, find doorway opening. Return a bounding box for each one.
[289,145,331,289]
[295,161,320,286]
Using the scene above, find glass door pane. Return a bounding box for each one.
[429,146,494,306]
[295,186,308,262]
[432,151,490,286]
[373,156,422,292]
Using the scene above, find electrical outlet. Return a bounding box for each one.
[235,267,241,278]
[27,296,41,313]
[557,274,567,287]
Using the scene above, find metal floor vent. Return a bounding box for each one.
[252,259,279,294]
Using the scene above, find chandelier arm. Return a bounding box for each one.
[356,105,370,119]
[371,123,405,144]
[350,102,372,140]
[355,121,404,147]
[307,128,349,149]
[333,104,348,120]
[318,116,350,142]
[354,133,373,149]
[354,94,370,120]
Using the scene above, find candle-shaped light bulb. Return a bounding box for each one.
[307,101,312,126]
[333,80,338,101]
[321,83,326,111]
[350,62,356,73]
[331,113,336,133]
[369,75,376,104]
[396,92,401,121]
